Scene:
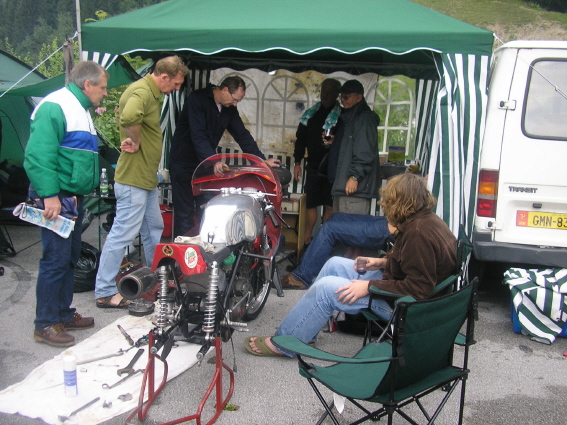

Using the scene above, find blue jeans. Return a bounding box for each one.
[95,183,164,299]
[293,212,392,286]
[35,197,84,330]
[276,256,393,357]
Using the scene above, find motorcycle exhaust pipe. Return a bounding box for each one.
[117,267,158,300]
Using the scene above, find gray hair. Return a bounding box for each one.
[69,61,109,89]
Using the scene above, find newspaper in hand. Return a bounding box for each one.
[12,203,75,238]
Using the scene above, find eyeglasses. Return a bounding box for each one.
[229,91,243,104]
[340,93,358,100]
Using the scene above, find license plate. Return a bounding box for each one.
[516,211,567,230]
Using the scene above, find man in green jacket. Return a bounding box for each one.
[24,61,109,347]
[94,56,188,308]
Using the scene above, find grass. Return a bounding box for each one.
[412,0,567,41]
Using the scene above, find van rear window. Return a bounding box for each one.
[523,59,567,140]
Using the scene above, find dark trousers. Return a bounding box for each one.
[35,197,84,329]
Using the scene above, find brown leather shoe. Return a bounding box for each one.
[281,273,308,290]
[63,312,95,330]
[34,324,75,347]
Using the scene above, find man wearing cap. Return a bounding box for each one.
[325,79,380,215]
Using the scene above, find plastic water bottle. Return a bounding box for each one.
[100,168,109,198]
[63,355,78,397]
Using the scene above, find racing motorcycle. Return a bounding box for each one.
[117,153,290,355]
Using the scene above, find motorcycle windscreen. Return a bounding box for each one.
[191,153,280,197]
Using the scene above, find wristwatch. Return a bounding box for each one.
[350,176,358,181]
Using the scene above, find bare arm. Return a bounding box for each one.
[120,124,142,153]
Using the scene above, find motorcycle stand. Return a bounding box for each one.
[125,329,235,425]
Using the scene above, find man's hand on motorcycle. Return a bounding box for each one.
[264,158,281,168]
[293,164,302,181]
[214,161,230,176]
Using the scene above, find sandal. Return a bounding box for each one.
[243,336,284,357]
[96,295,130,309]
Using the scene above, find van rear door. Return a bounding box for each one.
[495,48,567,248]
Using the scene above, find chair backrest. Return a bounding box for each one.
[374,281,476,395]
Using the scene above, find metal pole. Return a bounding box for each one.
[75,0,82,60]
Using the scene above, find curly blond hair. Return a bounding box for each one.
[379,173,435,226]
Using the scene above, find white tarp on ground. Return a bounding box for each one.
[0,314,202,425]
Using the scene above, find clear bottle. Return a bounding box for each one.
[100,168,109,198]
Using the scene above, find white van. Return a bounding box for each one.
[473,40,567,270]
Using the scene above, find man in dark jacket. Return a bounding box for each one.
[169,76,280,237]
[326,80,380,215]
[293,78,341,245]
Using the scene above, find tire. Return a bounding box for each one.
[242,265,270,321]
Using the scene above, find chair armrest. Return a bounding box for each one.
[272,335,392,364]
[368,286,404,299]
[395,295,416,304]
[432,274,458,296]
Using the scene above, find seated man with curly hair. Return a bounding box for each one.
[245,173,457,356]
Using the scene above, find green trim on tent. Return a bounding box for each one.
[82,0,493,58]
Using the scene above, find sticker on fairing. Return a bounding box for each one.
[185,247,198,268]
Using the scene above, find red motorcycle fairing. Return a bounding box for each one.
[151,243,207,276]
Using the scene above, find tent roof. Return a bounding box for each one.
[0,50,45,91]
[0,56,140,97]
[82,0,493,78]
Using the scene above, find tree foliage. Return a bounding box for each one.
[525,0,566,13]
[0,0,164,69]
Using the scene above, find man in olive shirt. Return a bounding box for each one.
[94,56,188,308]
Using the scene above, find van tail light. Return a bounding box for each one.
[477,169,499,217]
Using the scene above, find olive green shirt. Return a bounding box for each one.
[114,74,162,190]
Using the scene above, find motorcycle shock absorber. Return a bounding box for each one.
[203,261,220,342]
[155,265,170,335]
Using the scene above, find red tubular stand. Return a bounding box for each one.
[126,330,235,425]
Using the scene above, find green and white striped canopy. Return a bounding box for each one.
[82,0,494,236]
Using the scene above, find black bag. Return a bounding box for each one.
[336,312,383,336]
[73,242,100,292]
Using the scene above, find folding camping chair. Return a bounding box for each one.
[272,278,478,425]
[361,225,474,345]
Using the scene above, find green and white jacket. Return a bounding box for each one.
[24,83,99,198]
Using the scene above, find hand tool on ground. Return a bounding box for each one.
[58,397,100,422]
[117,324,134,346]
[117,348,144,376]
[118,393,133,401]
[135,334,149,347]
[102,369,143,389]
[76,349,127,365]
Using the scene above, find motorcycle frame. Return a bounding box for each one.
[125,154,285,424]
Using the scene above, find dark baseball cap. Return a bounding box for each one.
[339,80,364,95]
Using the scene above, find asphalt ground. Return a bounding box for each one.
[1,218,567,425]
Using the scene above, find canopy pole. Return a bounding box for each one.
[75,0,82,60]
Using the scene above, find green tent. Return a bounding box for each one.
[0,51,140,211]
[81,0,494,236]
